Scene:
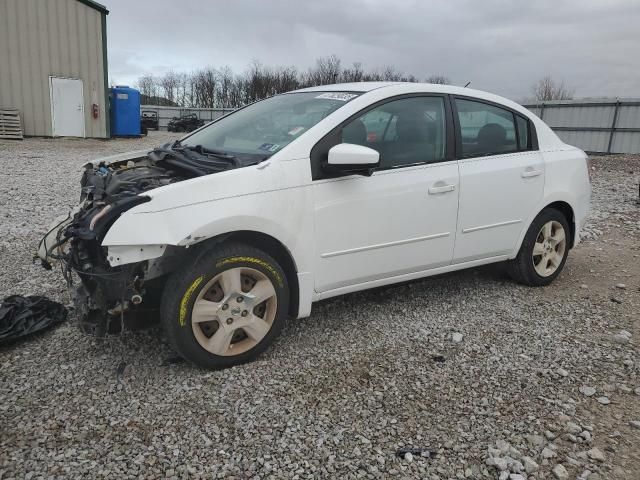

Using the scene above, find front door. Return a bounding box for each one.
[452,97,544,263]
[50,77,85,137]
[312,96,459,293]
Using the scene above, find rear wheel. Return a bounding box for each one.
[161,243,289,369]
[507,208,570,286]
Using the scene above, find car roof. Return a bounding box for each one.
[293,82,404,93]
[294,81,513,103]
[292,81,490,96]
[292,82,534,118]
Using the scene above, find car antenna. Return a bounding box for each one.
[464,81,471,88]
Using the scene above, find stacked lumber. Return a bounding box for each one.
[0,109,23,140]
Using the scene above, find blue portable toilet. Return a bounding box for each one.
[110,86,141,136]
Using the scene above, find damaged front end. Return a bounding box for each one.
[38,141,245,335]
[58,194,153,336]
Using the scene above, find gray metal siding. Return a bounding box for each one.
[0,0,108,138]
[523,99,640,154]
[616,106,639,128]
[611,131,640,154]
[555,130,610,154]
[542,106,614,129]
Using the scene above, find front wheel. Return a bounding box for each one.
[161,243,289,369]
[507,208,571,286]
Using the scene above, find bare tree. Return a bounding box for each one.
[306,55,341,86]
[381,65,401,81]
[341,62,364,83]
[217,66,234,108]
[174,72,191,107]
[426,75,450,85]
[193,67,218,108]
[138,56,432,108]
[137,74,156,98]
[159,71,181,104]
[245,61,275,102]
[531,76,574,101]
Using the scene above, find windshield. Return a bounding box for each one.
[182,92,360,160]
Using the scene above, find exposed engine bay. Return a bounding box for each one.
[38,141,258,335]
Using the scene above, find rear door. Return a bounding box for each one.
[49,77,85,137]
[312,95,459,293]
[452,97,544,263]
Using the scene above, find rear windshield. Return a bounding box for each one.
[183,92,360,159]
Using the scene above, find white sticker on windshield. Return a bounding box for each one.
[288,126,305,136]
[315,92,358,102]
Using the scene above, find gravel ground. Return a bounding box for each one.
[1,133,639,479]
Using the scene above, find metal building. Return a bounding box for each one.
[0,0,109,138]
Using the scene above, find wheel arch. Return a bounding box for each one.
[544,200,576,248]
[513,197,577,258]
[192,230,300,319]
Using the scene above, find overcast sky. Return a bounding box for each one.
[104,0,640,101]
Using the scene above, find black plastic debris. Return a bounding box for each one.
[0,295,67,345]
[432,354,446,363]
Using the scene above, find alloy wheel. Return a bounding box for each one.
[532,220,566,277]
[191,267,277,356]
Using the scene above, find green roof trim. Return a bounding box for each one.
[76,0,109,15]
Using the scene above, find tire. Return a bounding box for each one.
[161,243,289,369]
[507,208,571,287]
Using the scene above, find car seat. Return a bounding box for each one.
[476,123,514,153]
[342,119,367,146]
[384,113,436,165]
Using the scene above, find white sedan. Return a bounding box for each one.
[39,82,591,368]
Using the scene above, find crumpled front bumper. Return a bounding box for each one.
[70,263,151,336]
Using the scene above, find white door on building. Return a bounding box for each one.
[50,77,85,137]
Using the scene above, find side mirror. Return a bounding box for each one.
[324,143,380,175]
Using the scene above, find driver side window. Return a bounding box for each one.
[340,97,447,169]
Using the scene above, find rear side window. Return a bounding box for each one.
[455,99,518,157]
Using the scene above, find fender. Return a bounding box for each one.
[102,188,315,272]
[102,202,316,319]
[510,144,591,257]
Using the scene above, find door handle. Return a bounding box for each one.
[428,184,456,194]
[521,169,542,178]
